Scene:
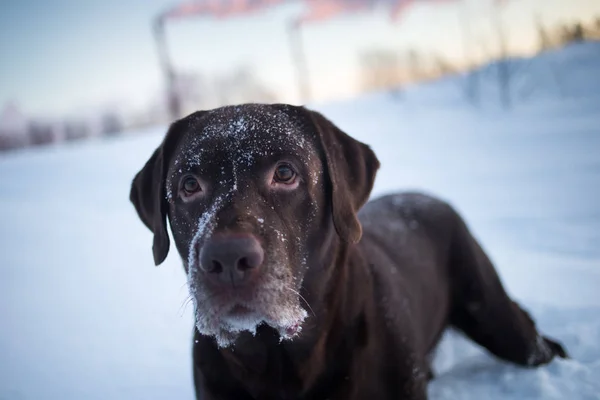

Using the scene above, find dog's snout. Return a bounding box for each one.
[199,235,264,286]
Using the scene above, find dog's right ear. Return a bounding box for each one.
[129,117,192,266]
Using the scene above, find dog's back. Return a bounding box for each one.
[358,191,568,368]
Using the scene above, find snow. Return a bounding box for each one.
[1,42,599,399]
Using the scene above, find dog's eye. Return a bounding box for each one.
[273,164,296,184]
[182,176,201,195]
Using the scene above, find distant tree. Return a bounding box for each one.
[64,120,90,141]
[560,25,571,44]
[571,23,584,42]
[407,49,421,82]
[494,11,512,110]
[358,49,403,92]
[228,67,278,104]
[27,121,56,146]
[100,112,123,136]
[209,66,277,107]
[536,16,551,52]
[433,55,455,75]
[559,23,585,45]
[173,70,209,114]
[592,17,600,40]
[0,101,29,150]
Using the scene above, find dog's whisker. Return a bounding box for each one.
[286,286,316,318]
[181,297,194,316]
[179,296,194,317]
[179,294,192,307]
[179,290,224,318]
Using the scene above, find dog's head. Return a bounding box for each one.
[130,104,379,347]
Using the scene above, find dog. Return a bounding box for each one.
[129,103,568,399]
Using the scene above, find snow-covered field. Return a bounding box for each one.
[1,42,599,399]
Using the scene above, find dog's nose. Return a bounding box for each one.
[199,236,264,286]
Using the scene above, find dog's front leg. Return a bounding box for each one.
[340,362,429,400]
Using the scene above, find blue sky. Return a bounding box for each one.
[0,0,598,118]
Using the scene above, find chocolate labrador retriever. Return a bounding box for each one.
[129,103,567,399]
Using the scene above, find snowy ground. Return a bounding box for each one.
[1,42,599,399]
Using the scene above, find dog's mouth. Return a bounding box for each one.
[186,251,309,348]
[223,303,302,336]
[227,303,254,317]
[191,287,308,348]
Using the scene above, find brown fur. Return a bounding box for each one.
[130,103,568,399]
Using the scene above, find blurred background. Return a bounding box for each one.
[1,1,599,400]
[1,0,598,149]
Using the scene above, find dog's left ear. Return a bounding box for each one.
[302,107,380,243]
[129,114,202,265]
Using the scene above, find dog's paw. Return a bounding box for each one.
[543,336,569,359]
[527,335,569,366]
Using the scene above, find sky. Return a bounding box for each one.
[0,0,598,119]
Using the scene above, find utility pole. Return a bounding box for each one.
[287,20,311,104]
[153,15,181,121]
